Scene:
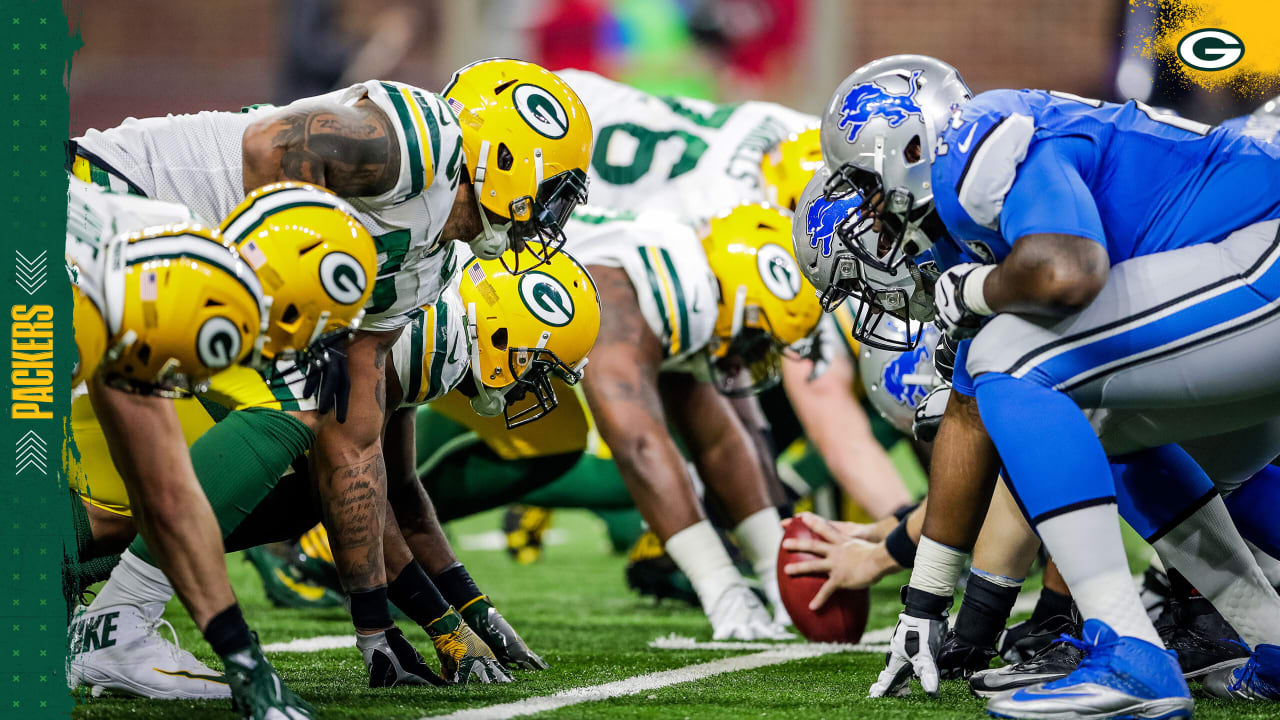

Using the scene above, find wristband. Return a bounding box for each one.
[885,517,918,568]
[961,264,998,316]
[891,502,920,522]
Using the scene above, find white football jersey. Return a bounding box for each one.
[73,79,465,330]
[563,207,718,373]
[391,284,470,407]
[557,69,816,223]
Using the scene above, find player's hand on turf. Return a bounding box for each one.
[356,626,447,688]
[426,608,515,684]
[782,514,897,604]
[868,611,947,698]
[935,628,998,679]
[912,384,952,443]
[933,263,988,340]
[460,596,550,671]
[707,583,795,641]
[224,637,316,720]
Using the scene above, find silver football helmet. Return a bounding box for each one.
[793,165,937,351]
[857,315,942,435]
[819,54,970,273]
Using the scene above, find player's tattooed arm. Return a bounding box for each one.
[581,266,704,539]
[313,328,402,594]
[382,406,457,574]
[242,97,401,197]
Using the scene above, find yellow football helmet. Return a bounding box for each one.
[99,224,264,396]
[70,280,107,387]
[760,128,821,212]
[702,203,822,396]
[458,242,601,428]
[444,58,592,272]
[219,182,378,368]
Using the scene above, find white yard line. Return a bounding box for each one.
[263,635,353,653]
[419,645,839,720]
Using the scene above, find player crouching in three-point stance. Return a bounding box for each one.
[815,54,1280,718]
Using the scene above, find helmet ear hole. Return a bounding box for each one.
[905,136,922,163]
[136,343,152,365]
[491,328,508,350]
[281,304,300,324]
[497,143,514,172]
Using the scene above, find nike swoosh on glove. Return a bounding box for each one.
[356,627,446,688]
[933,263,988,340]
[868,611,948,698]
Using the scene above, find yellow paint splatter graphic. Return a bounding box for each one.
[1132,0,1280,97]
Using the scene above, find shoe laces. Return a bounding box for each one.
[1059,631,1117,675]
[1226,639,1257,692]
[144,616,186,664]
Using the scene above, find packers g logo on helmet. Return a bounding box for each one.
[756,244,802,301]
[518,271,574,327]
[318,252,369,306]
[195,316,243,369]
[512,84,570,139]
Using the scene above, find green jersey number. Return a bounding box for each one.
[591,123,709,186]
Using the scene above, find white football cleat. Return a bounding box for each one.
[67,603,230,699]
[757,563,793,628]
[707,583,794,641]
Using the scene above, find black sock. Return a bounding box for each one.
[388,561,451,627]
[349,586,394,632]
[1030,586,1073,624]
[955,573,1020,647]
[203,603,254,658]
[431,562,483,609]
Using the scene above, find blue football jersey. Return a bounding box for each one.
[929,89,1280,269]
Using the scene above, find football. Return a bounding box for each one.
[777,519,871,643]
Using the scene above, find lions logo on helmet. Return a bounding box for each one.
[858,319,942,434]
[518,271,575,327]
[837,71,924,143]
[756,244,801,301]
[805,192,862,259]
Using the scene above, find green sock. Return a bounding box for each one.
[131,407,314,564]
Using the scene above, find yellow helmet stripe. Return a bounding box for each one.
[636,248,674,356]
[405,307,427,403]
[657,248,690,357]
[423,297,450,403]
[221,186,359,245]
[380,82,428,197]
[832,303,861,358]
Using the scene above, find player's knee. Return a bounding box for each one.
[86,503,137,555]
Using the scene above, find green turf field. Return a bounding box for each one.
[70,510,1269,720]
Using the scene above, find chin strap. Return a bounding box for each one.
[469,139,513,260]
[466,301,512,416]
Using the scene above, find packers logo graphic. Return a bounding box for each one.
[1176,28,1244,72]
[196,316,241,369]
[513,84,570,139]
[756,243,801,301]
[519,271,574,327]
[318,252,368,305]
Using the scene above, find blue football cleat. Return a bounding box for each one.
[985,619,1192,720]
[1202,642,1280,701]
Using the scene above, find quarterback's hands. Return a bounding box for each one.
[933,263,992,340]
[782,514,898,606]
[868,610,948,698]
[912,384,952,443]
[356,626,447,688]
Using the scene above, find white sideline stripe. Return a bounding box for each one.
[419,645,838,720]
[262,635,353,653]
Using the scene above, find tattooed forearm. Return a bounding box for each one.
[243,98,401,197]
[319,457,388,592]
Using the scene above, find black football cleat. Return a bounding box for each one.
[970,618,1084,698]
[936,628,999,680]
[1156,593,1249,679]
[998,609,1078,665]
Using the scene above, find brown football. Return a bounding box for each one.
[777,519,871,643]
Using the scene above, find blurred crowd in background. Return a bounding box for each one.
[68,0,1262,144]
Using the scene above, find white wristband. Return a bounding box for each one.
[961,264,997,317]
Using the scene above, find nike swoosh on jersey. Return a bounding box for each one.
[956,123,979,153]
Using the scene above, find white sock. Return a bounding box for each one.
[1247,541,1280,587]
[88,550,175,621]
[1038,503,1162,646]
[909,536,968,597]
[1153,497,1280,648]
[665,520,743,615]
[732,507,783,576]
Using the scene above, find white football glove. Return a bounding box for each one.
[707,583,794,641]
[868,611,948,698]
[933,263,993,340]
[912,384,952,443]
[356,627,446,688]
